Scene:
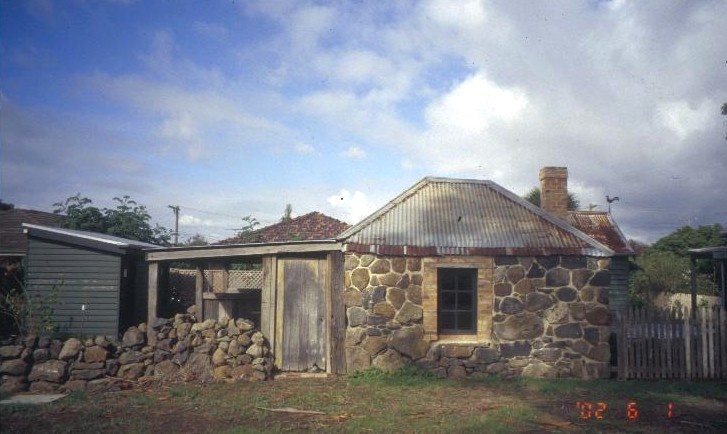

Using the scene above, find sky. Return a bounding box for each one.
[1,0,726,245]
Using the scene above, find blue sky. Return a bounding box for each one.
[2,0,726,244]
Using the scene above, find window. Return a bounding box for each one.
[438,268,477,334]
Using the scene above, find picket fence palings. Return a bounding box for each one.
[617,306,726,380]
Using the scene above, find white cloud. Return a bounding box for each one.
[341,146,366,159]
[656,99,713,140]
[326,189,376,225]
[425,73,528,133]
[295,142,316,154]
[179,214,215,227]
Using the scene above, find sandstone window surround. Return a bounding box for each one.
[422,257,494,343]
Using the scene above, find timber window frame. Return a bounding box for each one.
[437,268,477,334]
[422,256,493,343]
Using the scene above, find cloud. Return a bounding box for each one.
[179,214,215,227]
[656,99,714,140]
[295,142,316,154]
[193,21,229,40]
[341,146,366,159]
[326,189,376,225]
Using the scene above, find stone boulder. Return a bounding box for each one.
[28,360,68,383]
[122,326,146,348]
[0,359,28,376]
[0,345,24,358]
[493,313,544,341]
[372,349,406,372]
[58,338,83,361]
[390,325,429,360]
[83,345,108,363]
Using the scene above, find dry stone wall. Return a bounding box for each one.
[0,307,273,394]
[343,253,612,379]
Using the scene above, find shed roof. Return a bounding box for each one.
[338,177,613,257]
[0,209,64,256]
[23,223,160,255]
[567,211,634,256]
[218,211,349,244]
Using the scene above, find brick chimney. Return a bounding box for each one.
[539,167,568,220]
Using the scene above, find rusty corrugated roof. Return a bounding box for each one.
[338,177,613,257]
[567,211,634,256]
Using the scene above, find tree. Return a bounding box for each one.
[184,233,209,246]
[53,194,172,246]
[523,187,580,211]
[281,204,293,222]
[628,224,724,306]
[0,200,14,211]
[234,215,261,243]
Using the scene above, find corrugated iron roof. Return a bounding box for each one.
[567,211,634,256]
[23,223,160,253]
[338,177,613,257]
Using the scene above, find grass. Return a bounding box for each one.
[1,369,725,433]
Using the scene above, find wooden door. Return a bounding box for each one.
[278,257,327,372]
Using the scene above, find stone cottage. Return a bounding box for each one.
[337,168,616,379]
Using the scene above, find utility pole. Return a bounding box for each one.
[168,205,180,245]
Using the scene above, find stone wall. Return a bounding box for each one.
[343,253,612,379]
[0,307,273,394]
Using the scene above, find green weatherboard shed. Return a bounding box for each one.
[22,224,159,338]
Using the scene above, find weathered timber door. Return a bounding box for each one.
[277,257,327,372]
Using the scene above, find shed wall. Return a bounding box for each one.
[26,237,121,337]
[608,256,631,312]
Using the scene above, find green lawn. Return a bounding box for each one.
[1,369,725,433]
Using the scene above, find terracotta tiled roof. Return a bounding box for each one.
[218,212,350,245]
[567,211,634,256]
[0,209,64,256]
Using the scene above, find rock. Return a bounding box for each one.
[345,327,367,347]
[569,303,586,321]
[394,301,423,324]
[138,323,148,333]
[237,334,252,347]
[493,313,544,341]
[0,345,23,358]
[544,303,569,324]
[386,287,406,309]
[507,266,526,284]
[373,302,397,318]
[499,341,532,358]
[29,381,59,393]
[441,345,474,359]
[406,285,422,305]
[0,375,28,394]
[191,319,216,333]
[555,287,578,302]
[486,362,507,374]
[105,359,120,376]
[361,336,387,355]
[187,353,213,381]
[70,368,106,381]
[378,272,400,287]
[585,306,610,326]
[83,345,108,363]
[245,344,266,359]
[589,270,611,287]
[28,360,68,383]
[351,268,370,290]
[94,336,111,348]
[347,307,368,327]
[176,322,192,338]
[588,343,611,362]
[213,365,231,380]
[369,259,391,274]
[494,283,512,297]
[119,350,146,365]
[212,348,228,366]
[58,338,83,361]
[345,346,371,372]
[117,363,145,380]
[194,342,213,354]
[525,292,553,312]
[545,267,570,287]
[372,349,406,372]
[231,363,254,380]
[71,361,104,370]
[447,365,468,379]
[37,336,51,349]
[555,323,583,339]
[23,334,38,349]
[522,362,557,379]
[155,360,179,377]
[236,319,255,332]
[390,325,429,359]
[87,378,115,394]
[500,297,524,314]
[572,269,592,290]
[471,347,500,364]
[0,359,28,376]
[63,380,87,392]
[122,327,146,348]
[533,348,562,363]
